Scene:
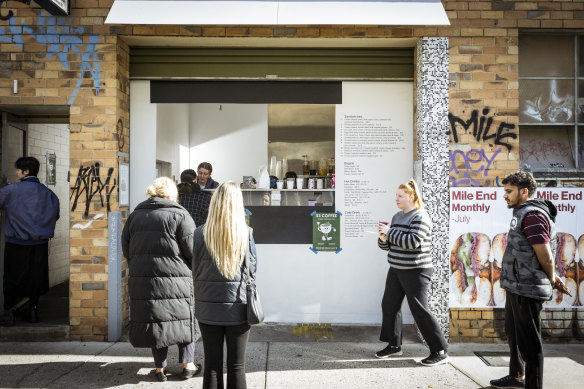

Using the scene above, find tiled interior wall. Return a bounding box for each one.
[27,123,70,287]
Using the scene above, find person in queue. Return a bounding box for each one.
[178,169,212,227]
[490,171,568,389]
[193,181,257,389]
[0,157,59,325]
[197,162,219,191]
[122,177,201,382]
[376,179,449,366]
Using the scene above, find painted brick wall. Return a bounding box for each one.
[443,0,584,342]
[27,123,70,288]
[0,1,124,340]
[2,0,583,341]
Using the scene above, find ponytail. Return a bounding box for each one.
[398,179,424,209]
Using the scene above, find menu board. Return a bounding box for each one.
[336,82,414,240]
[449,187,584,309]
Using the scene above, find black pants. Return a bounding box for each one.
[151,342,195,369]
[505,291,544,389]
[380,267,448,353]
[3,242,48,310]
[199,322,251,389]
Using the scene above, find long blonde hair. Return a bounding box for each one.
[398,179,424,209]
[204,181,248,280]
[146,177,178,202]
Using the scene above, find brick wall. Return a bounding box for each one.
[2,0,583,341]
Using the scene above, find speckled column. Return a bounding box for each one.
[416,37,450,339]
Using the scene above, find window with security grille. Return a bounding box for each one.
[519,33,584,175]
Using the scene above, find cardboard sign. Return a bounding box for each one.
[449,188,584,309]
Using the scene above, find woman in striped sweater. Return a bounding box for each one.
[375,179,449,366]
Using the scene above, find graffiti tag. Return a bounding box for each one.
[0,12,101,104]
[70,163,116,218]
[449,148,502,187]
[449,108,517,151]
[519,139,572,166]
[0,0,29,20]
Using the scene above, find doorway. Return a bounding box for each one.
[0,107,70,336]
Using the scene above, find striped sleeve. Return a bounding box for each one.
[521,211,550,245]
[378,237,390,251]
[386,213,431,250]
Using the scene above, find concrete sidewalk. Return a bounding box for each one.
[0,325,583,388]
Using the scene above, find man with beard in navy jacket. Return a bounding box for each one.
[0,157,59,325]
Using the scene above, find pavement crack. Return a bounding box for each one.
[44,341,118,387]
[449,361,483,387]
[264,341,270,389]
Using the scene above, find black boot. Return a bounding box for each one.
[29,306,39,323]
[0,310,15,326]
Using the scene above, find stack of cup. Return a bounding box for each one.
[296,176,304,189]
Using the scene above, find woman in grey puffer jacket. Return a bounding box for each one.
[193,181,257,389]
[122,177,201,382]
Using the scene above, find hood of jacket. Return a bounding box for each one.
[135,196,186,211]
[520,198,557,222]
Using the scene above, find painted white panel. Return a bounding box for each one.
[130,81,157,211]
[156,104,190,181]
[105,0,450,26]
[106,1,278,25]
[258,82,414,324]
[189,104,268,185]
[278,1,450,25]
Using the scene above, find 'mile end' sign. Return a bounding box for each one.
[35,0,69,15]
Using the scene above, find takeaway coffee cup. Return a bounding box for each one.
[276,180,284,189]
[287,178,295,189]
[379,221,389,235]
[296,177,304,189]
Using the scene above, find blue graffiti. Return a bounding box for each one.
[449,148,502,187]
[0,12,101,105]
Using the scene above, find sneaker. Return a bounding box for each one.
[420,351,450,366]
[155,369,167,382]
[489,375,525,388]
[375,345,403,359]
[181,363,202,379]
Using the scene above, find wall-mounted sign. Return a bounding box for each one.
[313,213,340,252]
[118,163,129,207]
[46,152,56,186]
[35,0,69,16]
[449,187,584,309]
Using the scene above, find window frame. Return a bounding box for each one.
[519,31,581,173]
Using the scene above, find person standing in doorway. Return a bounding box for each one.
[197,162,219,191]
[490,171,568,389]
[376,179,449,366]
[178,169,212,227]
[0,157,60,325]
[122,177,201,382]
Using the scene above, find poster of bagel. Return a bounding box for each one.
[449,187,584,309]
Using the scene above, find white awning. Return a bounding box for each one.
[105,0,450,26]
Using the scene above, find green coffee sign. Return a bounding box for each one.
[313,213,340,252]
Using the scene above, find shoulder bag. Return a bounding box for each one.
[244,228,264,325]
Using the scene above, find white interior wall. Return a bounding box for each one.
[130,81,157,211]
[189,104,268,185]
[156,104,190,180]
[27,123,70,287]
